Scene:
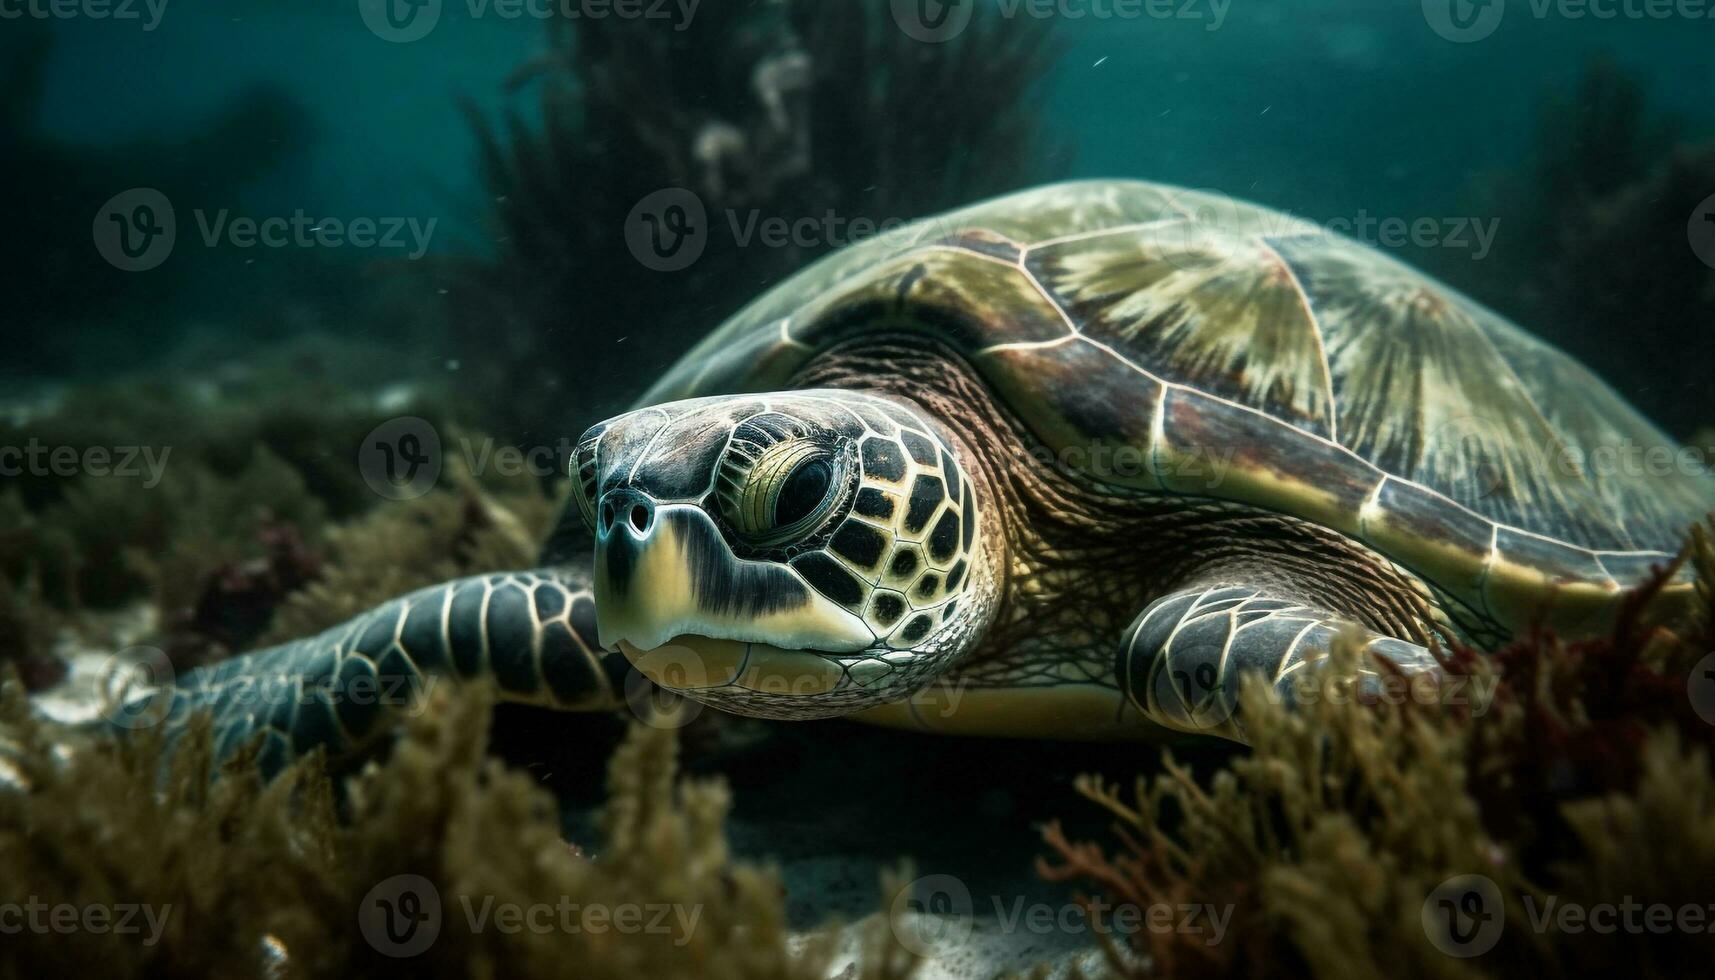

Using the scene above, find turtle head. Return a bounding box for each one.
[571,390,1000,720]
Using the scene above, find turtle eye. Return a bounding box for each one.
[774,456,834,526]
[717,438,850,546]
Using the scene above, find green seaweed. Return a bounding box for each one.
[0,355,514,681]
[0,678,916,979]
[1039,526,1715,978]
[261,473,562,645]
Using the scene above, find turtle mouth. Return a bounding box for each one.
[618,635,881,700]
[592,503,873,655]
[618,633,927,720]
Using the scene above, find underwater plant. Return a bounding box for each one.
[453,0,1066,439]
[0,347,498,683]
[1038,526,1715,978]
[0,679,915,979]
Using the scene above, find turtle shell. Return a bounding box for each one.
[635,181,1714,636]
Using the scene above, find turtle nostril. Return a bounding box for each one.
[598,491,654,536]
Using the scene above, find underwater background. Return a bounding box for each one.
[7,0,1714,434]
[5,1,1715,977]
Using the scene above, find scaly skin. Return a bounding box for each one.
[133,565,625,777]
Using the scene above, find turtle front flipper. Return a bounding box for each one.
[1118,585,1443,743]
[132,566,627,779]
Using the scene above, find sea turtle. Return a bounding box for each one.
[133,180,1714,772]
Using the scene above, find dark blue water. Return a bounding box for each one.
[21,1,1708,427]
[20,1,1714,259]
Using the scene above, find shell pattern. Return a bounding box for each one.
[636,181,1715,636]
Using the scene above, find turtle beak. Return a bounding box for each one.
[590,495,871,655]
